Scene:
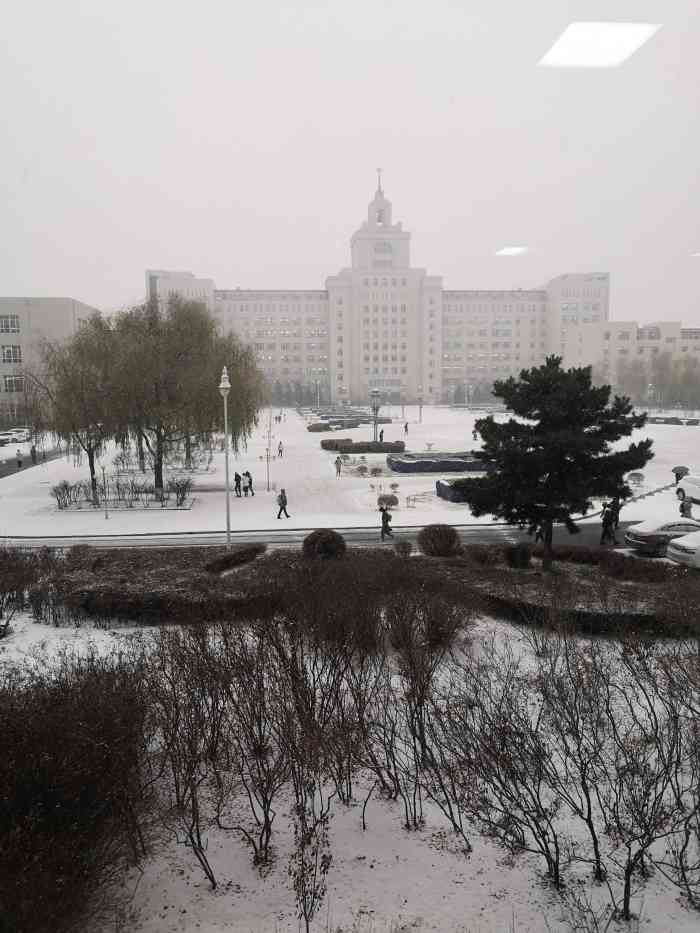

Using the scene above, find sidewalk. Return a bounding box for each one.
[0,446,65,480]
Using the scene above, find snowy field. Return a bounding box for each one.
[0,405,696,540]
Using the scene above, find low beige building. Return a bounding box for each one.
[0,297,98,423]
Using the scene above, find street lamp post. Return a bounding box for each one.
[400,394,405,420]
[266,407,273,492]
[417,386,423,424]
[219,366,231,549]
[370,388,381,442]
[315,379,320,409]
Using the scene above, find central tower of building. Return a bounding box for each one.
[326,176,442,404]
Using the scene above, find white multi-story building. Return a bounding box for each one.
[146,181,700,405]
[0,297,98,422]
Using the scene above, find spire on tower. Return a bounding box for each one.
[376,167,383,195]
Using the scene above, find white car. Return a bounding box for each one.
[624,518,700,556]
[677,475,700,505]
[667,530,700,569]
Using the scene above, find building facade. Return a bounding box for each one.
[146,182,700,405]
[0,297,98,422]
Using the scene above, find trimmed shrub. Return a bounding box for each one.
[394,539,413,559]
[204,543,267,574]
[370,466,383,476]
[320,438,352,451]
[417,523,460,558]
[356,465,368,476]
[307,423,331,432]
[167,475,194,507]
[531,543,605,566]
[464,544,504,566]
[504,542,532,569]
[302,529,347,560]
[378,493,399,508]
[335,441,405,454]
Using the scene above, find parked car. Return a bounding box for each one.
[624,518,700,556]
[677,474,700,504]
[667,531,700,569]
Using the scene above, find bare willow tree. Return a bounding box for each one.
[112,298,264,497]
[32,313,117,504]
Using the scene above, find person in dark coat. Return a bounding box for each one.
[15,448,22,470]
[246,471,254,495]
[277,488,290,518]
[404,422,408,435]
[609,495,622,530]
[600,504,617,545]
[278,441,283,458]
[234,472,242,497]
[680,498,693,519]
[380,505,394,541]
[379,429,384,443]
[241,473,250,496]
[30,444,37,465]
[335,456,342,478]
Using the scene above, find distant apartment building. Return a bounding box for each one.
[0,297,98,421]
[146,182,699,404]
[146,270,215,311]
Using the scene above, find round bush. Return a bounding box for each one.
[378,494,399,508]
[417,523,460,558]
[504,542,532,569]
[302,529,347,560]
[394,539,413,559]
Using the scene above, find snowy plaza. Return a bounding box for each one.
[1,405,697,541]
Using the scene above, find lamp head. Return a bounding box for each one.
[219,366,231,398]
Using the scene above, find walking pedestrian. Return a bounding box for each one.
[404,422,408,435]
[609,495,622,530]
[276,487,290,519]
[234,472,242,497]
[680,498,693,519]
[472,429,478,442]
[600,504,617,546]
[379,505,394,541]
[242,472,250,496]
[30,444,37,465]
[246,470,254,495]
[379,429,384,443]
[16,448,22,470]
[534,523,544,544]
[278,441,283,458]
[335,456,342,478]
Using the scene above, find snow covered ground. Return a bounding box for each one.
[3,615,698,933]
[0,405,696,540]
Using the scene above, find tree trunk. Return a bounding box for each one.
[87,446,98,506]
[137,432,146,473]
[543,519,554,571]
[185,434,192,471]
[154,431,164,499]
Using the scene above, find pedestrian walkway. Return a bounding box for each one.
[0,446,64,480]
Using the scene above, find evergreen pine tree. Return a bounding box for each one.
[457,356,653,567]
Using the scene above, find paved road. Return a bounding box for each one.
[2,517,635,551]
[0,446,65,480]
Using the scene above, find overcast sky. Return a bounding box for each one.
[1,0,699,324]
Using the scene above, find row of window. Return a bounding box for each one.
[1,346,22,363]
[2,375,23,393]
[0,315,20,334]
